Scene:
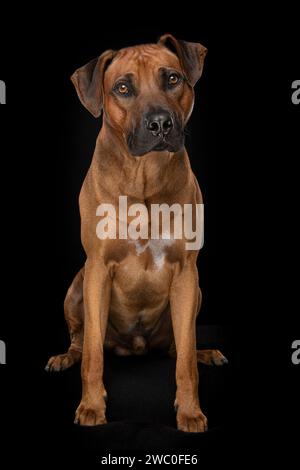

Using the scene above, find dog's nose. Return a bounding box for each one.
[146,111,173,136]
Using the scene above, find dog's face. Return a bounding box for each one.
[103,45,195,156]
[71,35,207,157]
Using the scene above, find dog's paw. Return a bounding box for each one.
[74,398,106,426]
[176,407,208,433]
[197,349,228,366]
[45,350,81,372]
[209,349,228,366]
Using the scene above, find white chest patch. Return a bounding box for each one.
[132,236,174,270]
[148,241,166,270]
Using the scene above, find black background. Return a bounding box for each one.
[0,8,299,467]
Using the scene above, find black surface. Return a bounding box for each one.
[35,326,230,465]
[0,9,299,468]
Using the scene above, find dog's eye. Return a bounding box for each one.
[118,84,129,94]
[168,74,180,86]
[115,83,130,96]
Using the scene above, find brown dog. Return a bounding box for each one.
[46,34,227,433]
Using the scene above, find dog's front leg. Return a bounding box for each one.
[170,261,207,433]
[75,259,111,426]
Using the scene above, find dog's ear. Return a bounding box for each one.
[71,50,115,117]
[158,34,207,86]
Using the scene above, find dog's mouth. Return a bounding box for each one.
[128,132,185,157]
[152,136,173,151]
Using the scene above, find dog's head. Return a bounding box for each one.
[71,35,207,157]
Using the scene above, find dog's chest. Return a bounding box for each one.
[113,238,175,297]
[131,238,173,270]
[109,238,179,331]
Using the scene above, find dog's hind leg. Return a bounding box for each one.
[168,344,228,365]
[46,268,84,372]
[196,349,228,366]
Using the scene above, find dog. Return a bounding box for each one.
[46,34,227,433]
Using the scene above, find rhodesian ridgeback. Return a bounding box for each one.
[46,34,227,433]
